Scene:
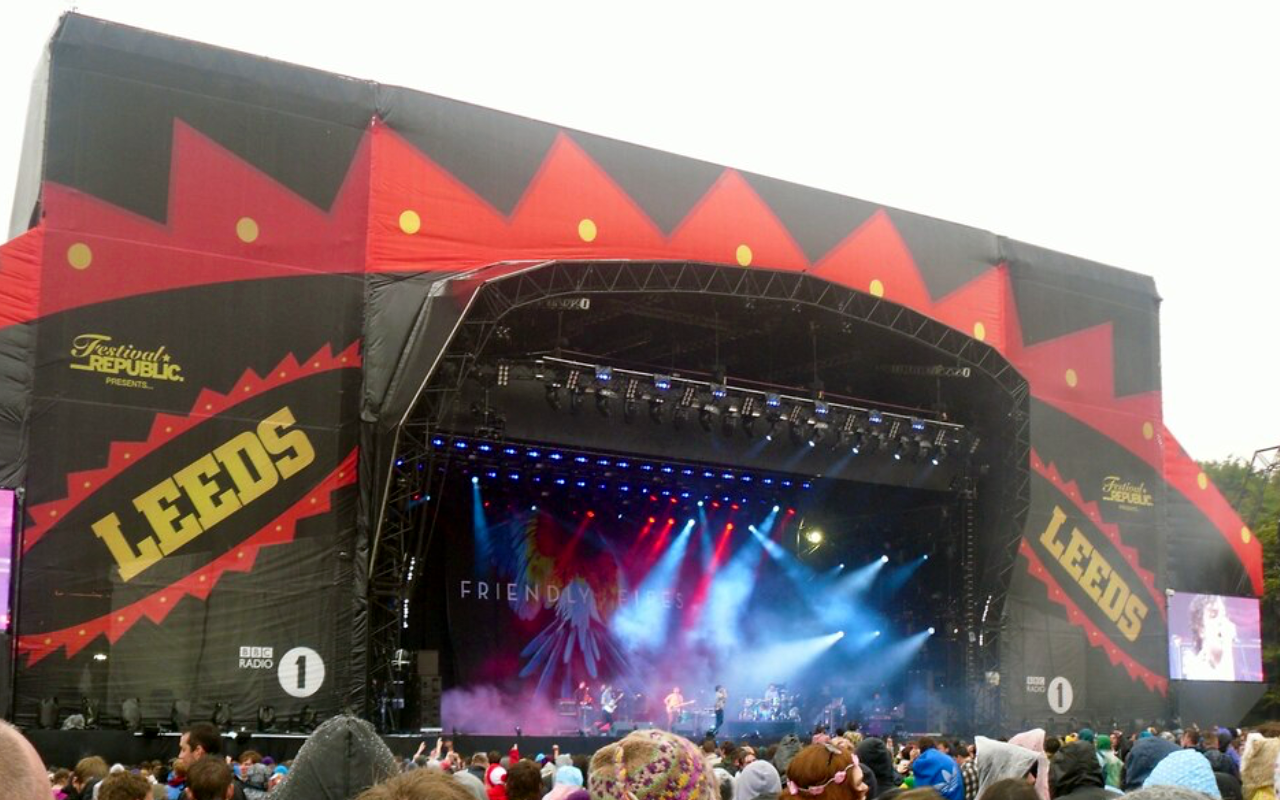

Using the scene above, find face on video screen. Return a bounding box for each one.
[1168,592,1263,682]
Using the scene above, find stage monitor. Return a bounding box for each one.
[1167,591,1263,682]
[0,488,13,630]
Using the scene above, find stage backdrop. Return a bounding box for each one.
[0,13,1260,727]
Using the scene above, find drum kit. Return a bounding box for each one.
[739,688,800,722]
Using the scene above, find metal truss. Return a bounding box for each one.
[370,260,1033,728]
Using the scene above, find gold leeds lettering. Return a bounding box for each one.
[91,407,316,582]
[1038,505,1149,642]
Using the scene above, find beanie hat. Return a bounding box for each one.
[734,759,782,800]
[1144,750,1222,799]
[589,730,715,800]
[1097,737,1112,752]
[1079,730,1095,743]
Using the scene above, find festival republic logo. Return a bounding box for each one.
[68,333,184,390]
[1100,476,1154,510]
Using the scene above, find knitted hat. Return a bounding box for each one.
[1144,750,1222,799]
[1078,729,1095,743]
[557,766,585,788]
[589,730,716,800]
[1097,737,1112,752]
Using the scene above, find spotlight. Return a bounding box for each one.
[122,698,142,732]
[869,410,883,425]
[836,630,845,639]
[654,375,673,391]
[773,505,780,512]
[170,700,191,730]
[928,627,936,635]
[257,705,277,732]
[765,393,781,408]
[471,476,479,485]
[213,702,232,728]
[673,406,689,430]
[648,397,664,423]
[839,563,845,570]
[765,418,782,441]
[911,418,927,431]
[804,529,824,545]
[38,697,59,730]
[932,446,947,466]
[881,555,889,564]
[923,554,930,561]
[545,385,562,411]
[595,365,613,382]
[874,631,881,638]
[814,401,829,416]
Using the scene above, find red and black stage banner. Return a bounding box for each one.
[0,13,1260,726]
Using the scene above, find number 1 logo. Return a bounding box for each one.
[278,646,325,698]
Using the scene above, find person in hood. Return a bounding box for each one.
[544,766,584,800]
[1123,736,1180,792]
[912,744,963,800]
[1048,742,1109,800]
[238,762,272,800]
[1007,730,1050,800]
[858,738,903,798]
[1143,749,1222,799]
[974,737,1038,800]
[1094,737,1121,790]
[272,715,399,800]
[733,759,782,800]
[1240,736,1280,800]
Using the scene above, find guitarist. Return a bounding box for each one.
[599,683,619,731]
[663,686,691,730]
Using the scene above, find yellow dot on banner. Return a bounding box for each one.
[973,322,986,342]
[164,426,173,434]
[279,371,287,378]
[276,525,283,532]
[237,551,245,559]
[1242,526,1252,544]
[338,471,346,479]
[159,596,167,604]
[1197,472,1209,490]
[204,404,213,411]
[869,279,885,297]
[1142,422,1155,440]
[243,386,252,393]
[67,243,93,270]
[116,616,125,623]
[43,638,51,645]
[578,218,598,242]
[312,361,320,368]
[82,481,91,489]
[341,356,348,363]
[1065,368,1079,388]
[123,453,131,460]
[235,217,259,243]
[199,575,206,582]
[78,629,85,636]
[49,510,58,518]
[310,497,318,504]
[399,210,422,235]
[736,244,753,267]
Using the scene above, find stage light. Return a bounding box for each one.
[869,410,883,424]
[38,698,59,729]
[927,627,936,635]
[257,705,276,732]
[765,393,781,407]
[697,500,704,507]
[932,446,947,466]
[923,554,930,561]
[911,418,927,431]
[874,630,881,637]
[805,529,824,545]
[213,703,232,727]
[711,383,728,399]
[881,555,889,563]
[836,630,845,639]
[122,698,142,732]
[654,375,672,391]
[170,700,191,730]
[471,476,479,485]
[814,401,829,416]
[765,418,782,441]
[839,563,845,569]
[545,385,562,410]
[595,365,613,382]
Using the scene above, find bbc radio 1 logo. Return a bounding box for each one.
[240,646,275,669]
[238,645,325,698]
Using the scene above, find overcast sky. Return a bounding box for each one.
[1,1,1276,464]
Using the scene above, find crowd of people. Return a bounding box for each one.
[3,715,1280,800]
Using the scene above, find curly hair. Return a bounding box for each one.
[1188,594,1222,652]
